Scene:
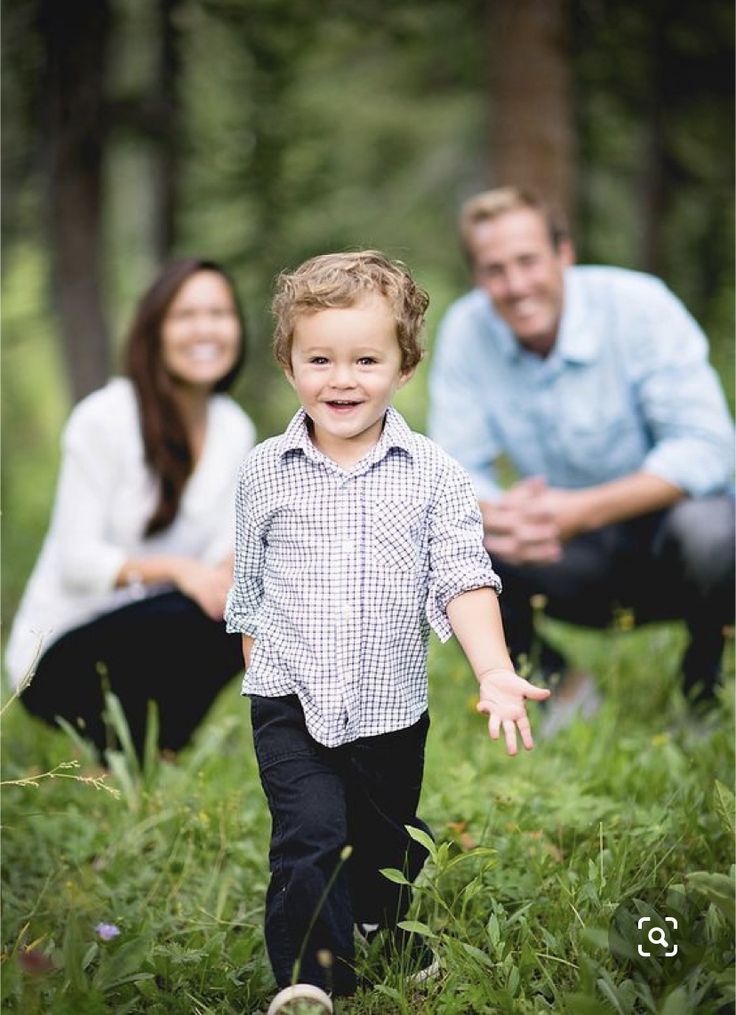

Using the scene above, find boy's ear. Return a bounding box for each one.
[397,367,415,389]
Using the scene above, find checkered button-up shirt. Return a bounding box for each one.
[225,407,501,747]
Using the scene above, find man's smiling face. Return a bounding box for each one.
[468,207,574,357]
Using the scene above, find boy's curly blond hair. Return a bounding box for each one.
[272,250,429,372]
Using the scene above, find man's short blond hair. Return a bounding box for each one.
[459,186,568,255]
[272,250,429,372]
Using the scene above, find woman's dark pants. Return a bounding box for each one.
[21,591,244,756]
[250,694,430,996]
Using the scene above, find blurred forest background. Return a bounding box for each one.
[2,0,734,625]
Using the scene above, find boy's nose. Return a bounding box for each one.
[330,364,356,387]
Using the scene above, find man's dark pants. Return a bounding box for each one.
[494,496,735,701]
[250,694,430,996]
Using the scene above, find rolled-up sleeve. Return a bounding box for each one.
[632,283,735,496]
[224,462,266,637]
[426,458,502,642]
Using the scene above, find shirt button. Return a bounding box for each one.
[341,604,352,620]
[342,540,354,553]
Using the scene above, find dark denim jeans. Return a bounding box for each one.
[21,591,244,756]
[495,496,735,701]
[250,694,431,996]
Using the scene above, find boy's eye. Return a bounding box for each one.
[357,357,377,366]
[309,356,329,365]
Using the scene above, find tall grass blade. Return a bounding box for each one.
[102,691,140,777]
[55,716,99,764]
[713,780,735,837]
[142,699,160,786]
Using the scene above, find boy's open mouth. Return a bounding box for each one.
[326,400,361,410]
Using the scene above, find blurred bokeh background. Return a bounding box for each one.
[2,0,734,624]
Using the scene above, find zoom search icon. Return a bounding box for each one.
[637,916,678,957]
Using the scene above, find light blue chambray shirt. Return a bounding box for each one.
[225,407,500,747]
[428,266,734,502]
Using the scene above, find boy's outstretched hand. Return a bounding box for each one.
[477,669,551,755]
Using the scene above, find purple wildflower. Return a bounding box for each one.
[95,922,120,941]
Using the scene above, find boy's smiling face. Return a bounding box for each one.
[286,294,413,466]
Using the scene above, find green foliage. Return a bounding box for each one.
[2,624,733,1012]
[1,679,272,1013]
[1,6,734,1008]
[2,0,733,620]
[1,246,67,620]
[4,0,732,441]
[572,0,734,388]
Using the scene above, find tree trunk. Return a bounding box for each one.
[490,0,575,226]
[638,0,675,278]
[39,0,112,403]
[150,0,183,260]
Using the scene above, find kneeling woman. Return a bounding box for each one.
[6,258,255,757]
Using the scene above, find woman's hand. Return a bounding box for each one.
[119,555,233,621]
[172,559,232,621]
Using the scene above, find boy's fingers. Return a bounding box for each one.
[503,720,518,756]
[517,714,535,751]
[482,702,537,753]
[524,682,552,700]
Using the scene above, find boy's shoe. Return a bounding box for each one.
[266,983,333,1015]
[538,669,601,740]
[356,921,380,944]
[356,923,440,984]
[407,949,441,984]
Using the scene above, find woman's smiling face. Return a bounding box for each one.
[161,270,241,389]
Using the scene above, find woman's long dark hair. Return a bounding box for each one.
[124,258,246,536]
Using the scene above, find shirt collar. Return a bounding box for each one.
[377,405,415,458]
[483,268,599,365]
[555,269,598,364]
[279,408,314,457]
[277,405,414,468]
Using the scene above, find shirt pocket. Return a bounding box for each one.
[561,411,645,479]
[370,498,427,572]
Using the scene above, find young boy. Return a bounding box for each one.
[225,251,550,1015]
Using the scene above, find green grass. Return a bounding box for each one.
[1,621,733,1014]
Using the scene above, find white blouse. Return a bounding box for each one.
[5,377,256,688]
